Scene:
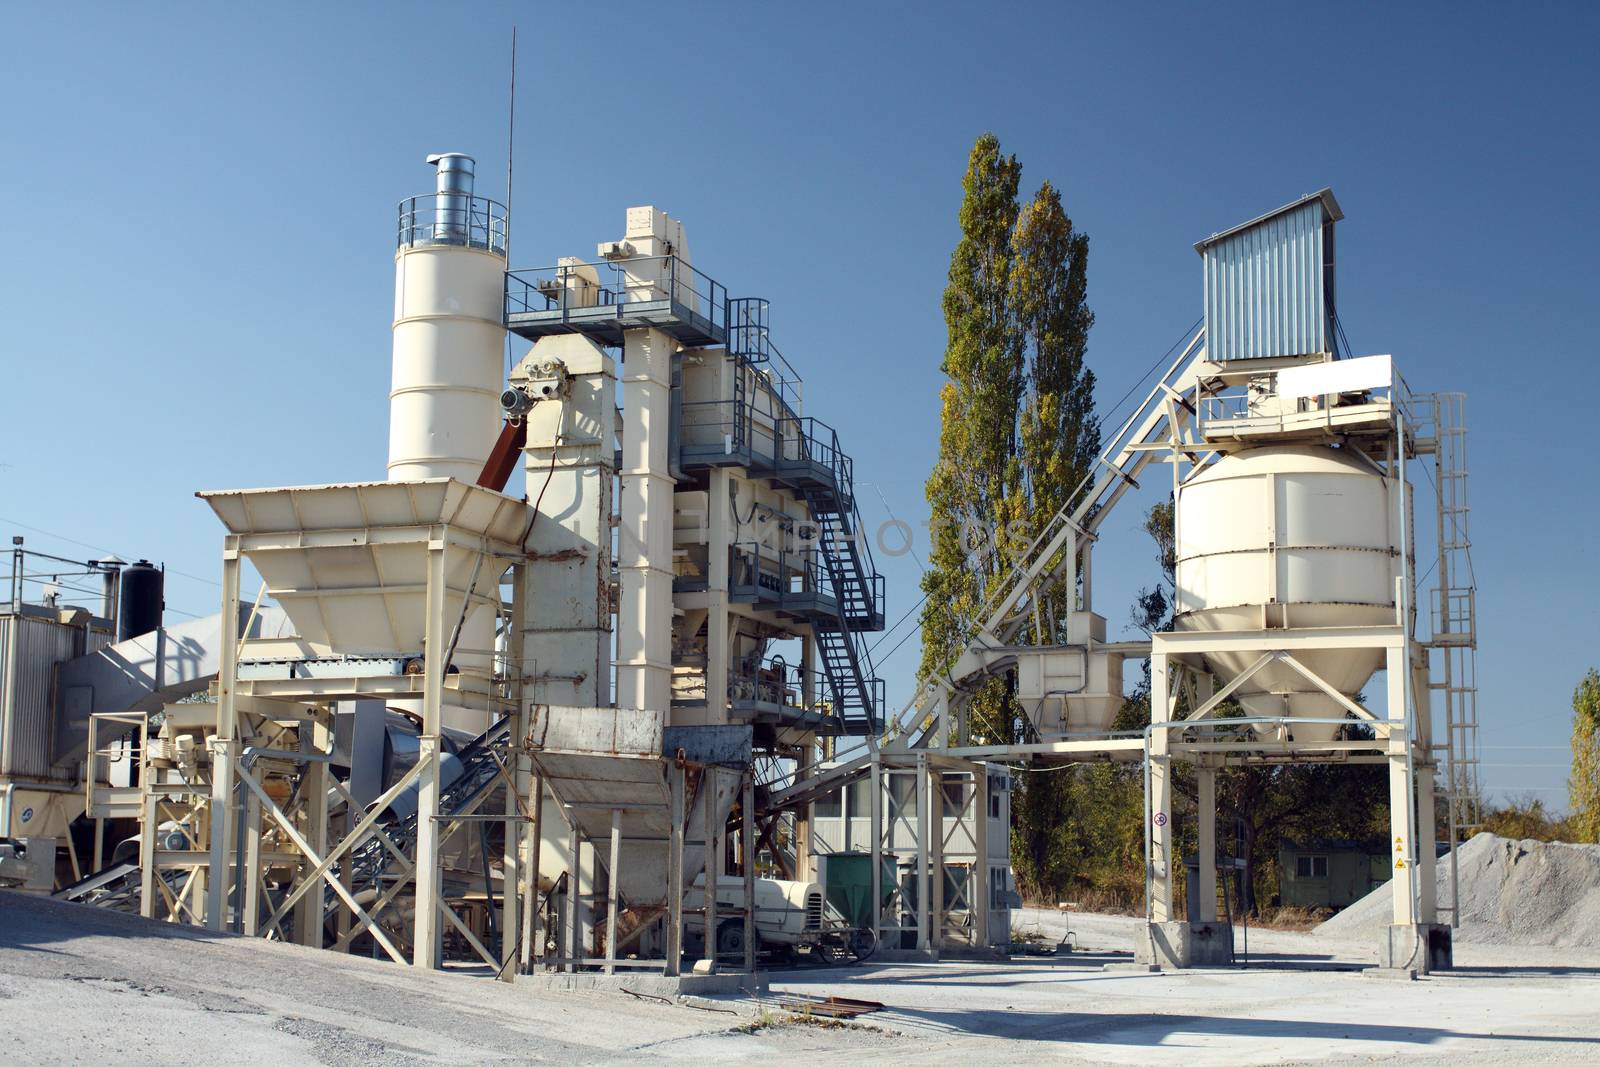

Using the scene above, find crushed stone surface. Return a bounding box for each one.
[5,887,1600,1065]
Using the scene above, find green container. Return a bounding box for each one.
[821,851,896,929]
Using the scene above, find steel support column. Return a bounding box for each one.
[412,538,448,969]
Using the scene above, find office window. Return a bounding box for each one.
[813,790,841,818]
[1295,855,1329,878]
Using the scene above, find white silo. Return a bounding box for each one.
[389,153,507,483]
[389,154,509,683]
[1173,443,1409,742]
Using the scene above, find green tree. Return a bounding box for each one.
[1570,668,1600,843]
[1477,793,1571,843]
[919,134,1023,744]
[917,136,1100,900]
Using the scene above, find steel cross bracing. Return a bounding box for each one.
[886,329,1211,748]
[333,715,514,909]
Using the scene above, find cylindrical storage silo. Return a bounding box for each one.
[117,560,163,641]
[1173,444,1406,742]
[389,154,508,685]
[389,154,507,484]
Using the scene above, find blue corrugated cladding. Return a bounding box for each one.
[1203,200,1329,361]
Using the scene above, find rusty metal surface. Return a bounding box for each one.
[775,992,885,1018]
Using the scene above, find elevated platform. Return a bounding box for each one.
[1200,398,1395,447]
[505,298,725,348]
[504,255,728,349]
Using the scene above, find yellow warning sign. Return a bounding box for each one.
[1395,858,1407,869]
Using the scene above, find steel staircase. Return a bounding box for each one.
[797,462,884,736]
[803,486,884,630]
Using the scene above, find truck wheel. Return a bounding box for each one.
[716,920,749,958]
[849,928,877,962]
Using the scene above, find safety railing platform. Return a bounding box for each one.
[398,194,508,254]
[504,255,727,347]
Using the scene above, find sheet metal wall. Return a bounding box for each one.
[1,611,107,782]
[1203,199,1334,361]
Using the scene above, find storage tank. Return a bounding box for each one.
[389,154,508,684]
[389,153,508,484]
[117,560,163,641]
[1173,444,1407,742]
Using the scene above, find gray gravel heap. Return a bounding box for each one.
[1314,832,1600,948]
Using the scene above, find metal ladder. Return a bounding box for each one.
[804,489,879,627]
[1413,391,1481,925]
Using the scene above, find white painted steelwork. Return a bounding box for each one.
[614,207,688,714]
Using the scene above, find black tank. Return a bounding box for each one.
[118,560,163,640]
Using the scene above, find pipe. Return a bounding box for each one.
[426,153,474,244]
[1,782,14,838]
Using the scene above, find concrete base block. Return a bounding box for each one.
[1186,921,1235,965]
[1133,922,1192,969]
[521,971,768,996]
[1377,923,1451,973]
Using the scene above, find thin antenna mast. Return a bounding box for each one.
[504,26,517,375]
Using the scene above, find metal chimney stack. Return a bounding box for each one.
[427,152,474,244]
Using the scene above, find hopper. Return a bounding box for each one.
[198,479,527,659]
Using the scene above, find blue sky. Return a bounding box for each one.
[3,3,1596,807]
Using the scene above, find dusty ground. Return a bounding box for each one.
[3,891,1598,1065]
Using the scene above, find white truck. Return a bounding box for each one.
[684,875,874,964]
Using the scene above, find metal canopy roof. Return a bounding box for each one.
[1194,188,1344,254]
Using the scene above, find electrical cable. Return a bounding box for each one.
[874,319,1205,692]
[0,515,218,587]
[520,429,562,550]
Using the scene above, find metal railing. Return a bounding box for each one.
[728,299,806,414]
[504,254,728,332]
[727,654,834,714]
[777,414,853,493]
[397,194,508,253]
[1198,377,1399,433]
[85,712,148,816]
[729,541,825,606]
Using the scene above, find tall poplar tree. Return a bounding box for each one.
[919,136,1100,895]
[919,134,1023,742]
[1570,668,1600,843]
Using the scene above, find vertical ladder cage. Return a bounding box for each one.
[1410,390,1481,928]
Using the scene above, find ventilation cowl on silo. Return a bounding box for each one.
[1196,189,1343,362]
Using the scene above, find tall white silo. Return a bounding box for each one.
[389,153,507,483]
[389,154,508,683]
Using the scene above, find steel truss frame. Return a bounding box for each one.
[185,522,531,974]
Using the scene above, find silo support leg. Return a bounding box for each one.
[1139,652,1190,968]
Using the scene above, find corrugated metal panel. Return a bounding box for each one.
[1202,196,1336,361]
[1,611,88,782]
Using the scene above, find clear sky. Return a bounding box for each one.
[3,3,1596,807]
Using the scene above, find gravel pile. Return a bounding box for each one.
[1315,832,1600,949]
